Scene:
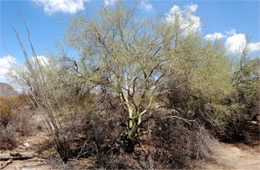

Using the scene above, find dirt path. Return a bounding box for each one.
[198,142,260,170]
[1,130,95,170]
[1,131,52,170]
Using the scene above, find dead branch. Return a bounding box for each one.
[0,159,13,169]
[162,115,202,135]
[162,115,194,125]
[0,152,34,161]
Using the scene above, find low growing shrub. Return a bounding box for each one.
[0,95,32,150]
[0,125,17,150]
[0,97,14,127]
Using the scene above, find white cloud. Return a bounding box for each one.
[225,33,260,54]
[225,29,237,36]
[33,0,86,15]
[225,33,247,54]
[186,4,198,12]
[32,56,49,66]
[0,55,16,82]
[165,4,201,34]
[104,0,118,6]
[205,32,225,41]
[140,0,153,11]
[248,42,260,52]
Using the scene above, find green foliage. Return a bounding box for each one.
[160,31,236,128]
[233,58,260,98]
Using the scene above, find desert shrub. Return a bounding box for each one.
[160,39,238,132]
[55,94,146,168]
[0,95,33,150]
[137,111,210,169]
[0,125,17,150]
[0,97,14,127]
[0,95,30,126]
[10,111,34,136]
[71,96,126,155]
[217,58,260,143]
[65,98,210,169]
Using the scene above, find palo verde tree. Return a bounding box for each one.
[66,2,178,151]
[65,1,235,151]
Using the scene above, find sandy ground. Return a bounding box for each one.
[196,142,260,170]
[1,130,96,170]
[2,139,260,170]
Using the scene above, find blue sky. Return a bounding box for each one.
[0,0,260,82]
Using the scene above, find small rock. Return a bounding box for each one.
[23,143,30,147]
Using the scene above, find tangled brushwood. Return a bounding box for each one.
[7,1,259,169]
